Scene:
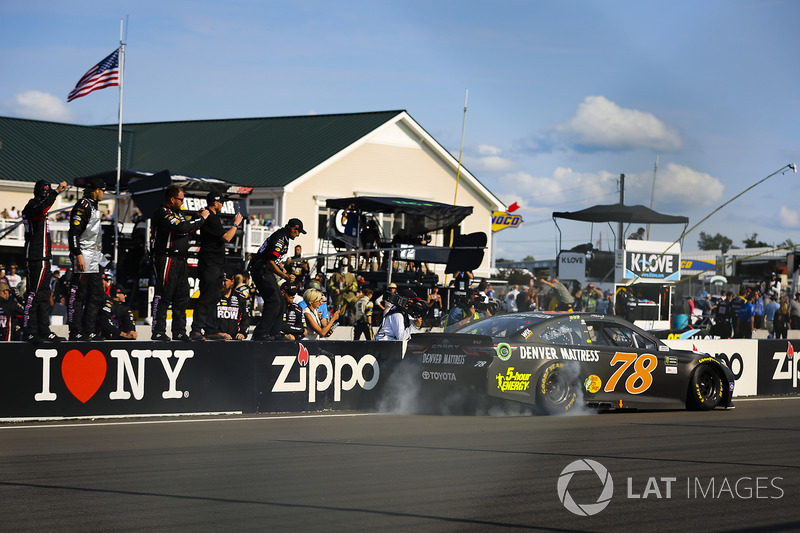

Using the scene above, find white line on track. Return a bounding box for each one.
[0,412,383,430]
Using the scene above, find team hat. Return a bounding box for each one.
[286,218,306,234]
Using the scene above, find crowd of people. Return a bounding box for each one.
[3,181,798,343]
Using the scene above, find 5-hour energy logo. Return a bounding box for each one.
[558,459,784,516]
[495,367,531,391]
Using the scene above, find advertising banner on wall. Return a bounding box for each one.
[0,341,403,420]
[664,339,758,397]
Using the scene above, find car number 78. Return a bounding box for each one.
[603,352,658,394]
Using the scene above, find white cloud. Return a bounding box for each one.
[464,144,515,173]
[620,163,724,209]
[2,91,75,122]
[498,167,619,208]
[779,205,800,228]
[554,96,682,151]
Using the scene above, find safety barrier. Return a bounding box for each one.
[1,339,796,420]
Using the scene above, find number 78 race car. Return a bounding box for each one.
[404,312,735,414]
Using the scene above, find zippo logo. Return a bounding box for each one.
[271,344,380,402]
[35,349,194,403]
[772,342,798,388]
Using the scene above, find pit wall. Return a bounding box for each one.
[664,339,798,398]
[0,339,796,420]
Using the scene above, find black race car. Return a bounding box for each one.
[405,312,735,414]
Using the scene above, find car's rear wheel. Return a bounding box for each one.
[687,363,723,410]
[535,362,579,415]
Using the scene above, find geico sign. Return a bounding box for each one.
[35,348,193,403]
[272,344,379,402]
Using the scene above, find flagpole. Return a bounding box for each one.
[114,17,127,273]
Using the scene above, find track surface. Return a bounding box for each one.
[2,399,799,532]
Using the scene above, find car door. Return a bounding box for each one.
[582,318,684,408]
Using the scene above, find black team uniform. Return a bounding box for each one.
[249,225,296,340]
[212,288,250,339]
[150,201,205,341]
[21,181,63,342]
[191,201,234,339]
[98,293,137,340]
[278,285,305,340]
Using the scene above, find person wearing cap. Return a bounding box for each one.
[207,271,250,340]
[150,184,209,342]
[711,291,734,339]
[595,290,615,315]
[190,191,244,341]
[98,284,137,340]
[67,177,107,341]
[248,218,305,341]
[0,281,24,341]
[276,283,305,341]
[21,179,68,343]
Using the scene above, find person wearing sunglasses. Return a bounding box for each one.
[150,184,209,342]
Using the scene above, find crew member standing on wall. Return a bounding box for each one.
[22,179,68,343]
[150,185,208,342]
[67,177,107,341]
[190,192,243,341]
[248,218,305,341]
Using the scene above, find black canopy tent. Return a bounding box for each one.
[76,169,252,219]
[552,203,689,250]
[325,196,473,235]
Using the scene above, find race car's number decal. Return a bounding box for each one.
[604,352,657,395]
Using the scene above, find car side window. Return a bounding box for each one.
[539,320,584,345]
[584,323,610,346]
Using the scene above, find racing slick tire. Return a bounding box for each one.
[687,363,724,410]
[535,361,579,415]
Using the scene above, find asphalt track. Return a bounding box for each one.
[2,399,799,532]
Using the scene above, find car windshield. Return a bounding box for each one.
[455,314,550,339]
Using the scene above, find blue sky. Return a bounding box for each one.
[1,0,799,261]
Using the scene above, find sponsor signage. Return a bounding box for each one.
[665,339,757,397]
[558,252,586,281]
[491,211,523,233]
[617,240,681,283]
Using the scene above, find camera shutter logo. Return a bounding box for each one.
[557,459,614,516]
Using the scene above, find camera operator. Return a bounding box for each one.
[443,289,482,332]
[375,289,426,341]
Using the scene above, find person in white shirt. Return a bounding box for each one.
[505,284,520,313]
[376,290,426,341]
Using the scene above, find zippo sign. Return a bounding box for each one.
[256,342,402,412]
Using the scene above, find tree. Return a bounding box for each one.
[697,232,733,254]
[522,255,535,262]
[742,233,770,248]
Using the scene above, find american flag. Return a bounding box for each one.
[67,49,120,102]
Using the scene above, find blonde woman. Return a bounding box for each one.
[303,288,340,340]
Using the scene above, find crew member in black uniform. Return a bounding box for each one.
[67,177,107,340]
[278,283,305,341]
[150,185,208,342]
[208,271,250,340]
[98,284,137,340]
[0,281,24,341]
[190,191,244,340]
[248,218,305,340]
[22,179,68,342]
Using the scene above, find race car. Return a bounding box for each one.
[405,312,735,414]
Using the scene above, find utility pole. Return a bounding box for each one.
[617,173,625,250]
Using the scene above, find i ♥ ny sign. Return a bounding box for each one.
[35,348,194,403]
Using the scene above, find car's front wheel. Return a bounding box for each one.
[687,363,723,410]
[535,362,579,415]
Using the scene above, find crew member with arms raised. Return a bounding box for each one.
[248,218,305,341]
[190,191,244,340]
[150,185,208,342]
[22,179,68,343]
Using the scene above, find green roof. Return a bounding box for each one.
[0,111,404,187]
